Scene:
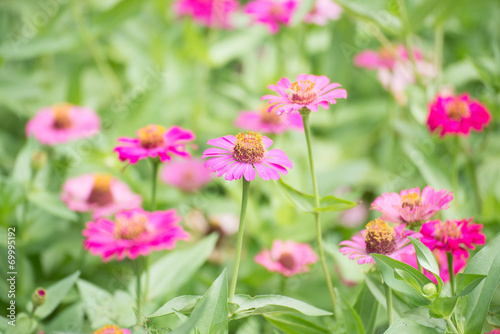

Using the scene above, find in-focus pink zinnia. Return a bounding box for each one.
[339,219,420,265]
[93,325,131,334]
[420,218,485,258]
[83,208,189,262]
[255,240,318,276]
[370,186,453,227]
[161,158,212,192]
[174,0,238,28]
[114,125,195,164]
[304,0,342,26]
[401,250,467,284]
[202,131,292,181]
[234,106,303,134]
[261,74,347,115]
[26,103,100,146]
[427,93,491,137]
[62,173,142,219]
[245,0,298,34]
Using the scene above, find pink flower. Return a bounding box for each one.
[261,74,347,115]
[61,173,142,219]
[244,0,298,34]
[83,208,189,262]
[401,250,467,284]
[202,131,292,181]
[370,186,453,226]
[174,0,238,28]
[487,330,500,334]
[339,203,368,228]
[255,240,318,276]
[339,219,420,265]
[304,0,342,26]
[161,158,212,192]
[234,106,303,134]
[420,218,485,258]
[26,103,100,146]
[114,125,195,164]
[93,325,131,334]
[427,93,492,137]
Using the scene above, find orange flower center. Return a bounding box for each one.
[260,106,282,125]
[87,174,114,206]
[434,221,462,240]
[52,103,73,129]
[93,325,125,334]
[114,212,148,240]
[364,219,396,254]
[446,98,470,120]
[277,252,295,270]
[401,192,422,210]
[138,125,166,149]
[232,131,265,164]
[290,80,317,105]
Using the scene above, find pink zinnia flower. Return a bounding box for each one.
[114,125,195,164]
[304,0,342,26]
[202,131,292,181]
[234,106,303,134]
[255,240,318,277]
[26,103,100,146]
[261,74,347,115]
[420,218,485,258]
[339,219,420,265]
[93,325,131,334]
[427,93,492,137]
[61,173,142,219]
[401,250,467,284]
[244,0,298,34]
[487,330,500,334]
[174,0,238,28]
[83,208,189,262]
[160,158,212,192]
[370,186,453,227]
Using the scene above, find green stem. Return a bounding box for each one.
[452,136,460,199]
[385,283,394,326]
[398,0,424,87]
[301,112,336,310]
[434,24,444,82]
[447,252,455,295]
[134,258,143,322]
[150,160,160,210]
[228,179,251,303]
[446,317,459,333]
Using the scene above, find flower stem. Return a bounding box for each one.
[385,283,394,326]
[150,160,160,211]
[134,258,143,321]
[447,252,455,295]
[229,179,251,303]
[301,112,336,310]
[452,136,460,200]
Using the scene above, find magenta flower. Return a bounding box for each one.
[26,103,100,146]
[255,240,318,277]
[234,107,303,134]
[160,158,212,192]
[420,218,485,258]
[83,208,189,262]
[61,173,142,219]
[174,0,238,28]
[401,250,467,284]
[202,131,292,181]
[304,0,342,26]
[93,325,131,334]
[427,93,492,137]
[339,219,420,265]
[114,125,195,164]
[487,330,500,334]
[370,186,453,226]
[261,74,347,116]
[244,0,298,34]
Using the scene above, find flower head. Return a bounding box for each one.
[261,74,347,115]
[174,0,238,28]
[93,325,131,334]
[401,250,467,284]
[83,208,189,261]
[234,106,303,134]
[161,158,212,192]
[487,330,500,334]
[427,93,491,137]
[255,240,318,276]
[26,103,100,145]
[202,131,292,181]
[245,0,298,34]
[304,0,342,26]
[32,288,46,307]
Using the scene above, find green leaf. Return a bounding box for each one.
[46,303,85,333]
[486,304,500,327]
[364,274,411,318]
[455,273,487,297]
[264,313,330,334]
[5,313,37,334]
[429,297,458,319]
[28,191,77,221]
[384,318,440,334]
[150,295,201,318]
[353,281,378,333]
[408,238,439,275]
[34,271,80,319]
[334,289,365,334]
[11,137,36,184]
[209,28,267,67]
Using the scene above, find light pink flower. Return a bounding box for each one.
[26,103,100,146]
[93,325,131,334]
[339,203,368,228]
[202,131,292,181]
[244,0,298,34]
[234,106,303,134]
[420,218,485,258]
[401,250,467,284]
[427,93,492,137]
[370,186,453,226]
[114,125,195,164]
[304,0,342,26]
[261,74,347,115]
[255,240,318,276]
[174,0,238,28]
[161,158,212,192]
[83,208,189,262]
[339,220,420,265]
[61,173,142,219]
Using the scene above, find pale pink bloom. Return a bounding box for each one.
[304,0,342,26]
[401,250,467,284]
[161,158,212,192]
[174,0,238,28]
[92,325,131,334]
[83,208,189,262]
[185,209,238,236]
[245,0,298,34]
[234,106,303,134]
[255,240,318,277]
[26,103,100,146]
[339,203,368,228]
[202,131,292,181]
[261,74,347,115]
[370,186,453,226]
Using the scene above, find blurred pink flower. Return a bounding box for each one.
[234,106,303,134]
[26,103,100,145]
[62,173,142,219]
[339,220,420,265]
[339,203,368,228]
[174,0,238,28]
[161,158,212,192]
[202,131,292,181]
[114,125,195,164]
[401,250,467,284]
[304,0,342,25]
[93,325,131,334]
[244,0,298,34]
[487,330,500,334]
[255,240,318,276]
[427,93,491,137]
[83,208,188,262]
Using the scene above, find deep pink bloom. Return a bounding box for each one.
[174,0,238,28]
[245,0,298,34]
[255,240,318,276]
[339,220,420,265]
[61,173,142,219]
[161,158,212,192]
[261,74,347,115]
[26,103,100,146]
[234,106,303,134]
[427,93,492,137]
[487,330,500,334]
[420,218,485,258]
[370,186,453,226]
[93,325,131,334]
[114,125,195,164]
[304,0,342,26]
[202,131,292,181]
[83,208,189,262]
[401,250,467,284]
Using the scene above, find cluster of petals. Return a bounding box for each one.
[401,250,467,284]
[234,107,303,134]
[304,0,342,26]
[255,240,318,276]
[161,158,212,192]
[174,0,238,28]
[93,325,130,334]
[487,330,500,334]
[244,0,297,34]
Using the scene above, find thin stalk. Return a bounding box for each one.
[150,160,160,210]
[434,24,444,82]
[228,179,251,303]
[446,317,459,333]
[134,258,143,321]
[385,283,394,326]
[398,0,424,87]
[447,252,455,295]
[451,136,460,200]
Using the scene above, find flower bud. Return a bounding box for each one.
[32,288,46,307]
[423,283,437,297]
[31,151,47,171]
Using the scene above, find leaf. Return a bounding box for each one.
[34,271,80,319]
[5,313,37,334]
[455,273,487,297]
[149,296,201,318]
[486,305,500,327]
[46,303,85,333]
[11,137,36,184]
[408,238,443,293]
[353,281,378,333]
[209,28,267,67]
[28,191,77,221]
[429,297,458,319]
[264,313,330,334]
[384,318,440,334]
[364,274,411,318]
[334,289,365,334]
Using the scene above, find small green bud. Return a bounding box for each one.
[32,287,46,307]
[31,151,47,171]
[423,283,437,296]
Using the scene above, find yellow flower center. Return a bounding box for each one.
[93,325,125,334]
[114,212,148,240]
[52,103,73,129]
[233,131,265,164]
[290,80,317,105]
[434,221,461,240]
[277,252,295,270]
[259,106,282,125]
[138,125,166,149]
[401,192,422,210]
[446,98,470,120]
[364,219,397,255]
